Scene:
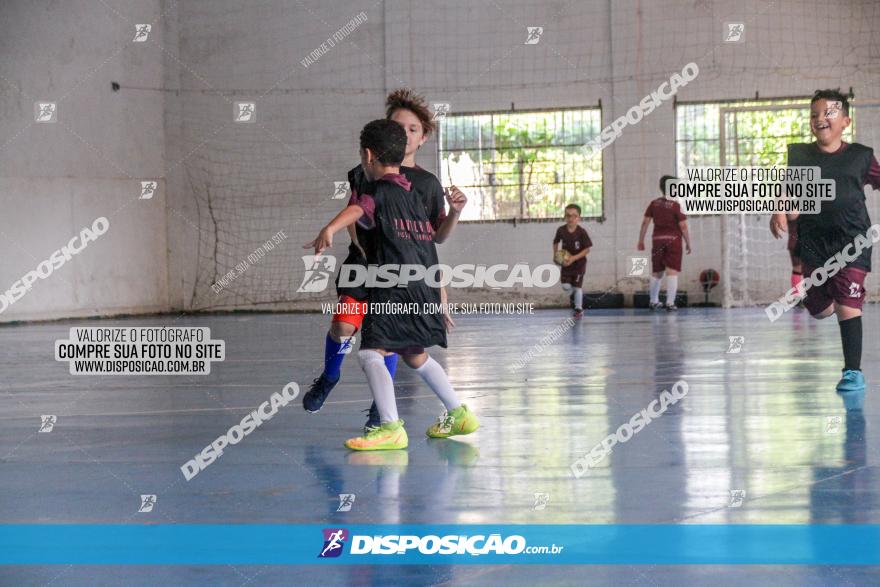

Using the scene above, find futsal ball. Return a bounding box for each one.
[554,250,570,266]
[699,268,720,290]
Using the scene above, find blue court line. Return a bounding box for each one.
[1,524,879,565]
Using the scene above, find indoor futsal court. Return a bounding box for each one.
[2,1,880,585]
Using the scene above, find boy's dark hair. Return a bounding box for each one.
[811,89,850,116]
[659,175,676,195]
[565,203,581,216]
[360,119,407,166]
[386,88,436,136]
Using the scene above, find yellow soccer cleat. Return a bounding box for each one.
[426,404,480,438]
[345,419,409,451]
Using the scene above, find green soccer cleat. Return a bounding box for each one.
[345,419,408,451]
[426,404,480,438]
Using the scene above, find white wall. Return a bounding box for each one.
[0,0,168,322]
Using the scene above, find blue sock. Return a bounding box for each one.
[323,334,349,381]
[384,354,398,378]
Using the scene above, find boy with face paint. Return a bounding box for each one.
[771,89,880,410]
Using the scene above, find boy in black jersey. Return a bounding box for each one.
[302,89,465,431]
[307,120,479,450]
[771,89,880,410]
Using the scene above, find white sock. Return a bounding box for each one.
[359,350,398,423]
[649,276,662,304]
[573,288,583,310]
[666,275,678,306]
[414,356,461,412]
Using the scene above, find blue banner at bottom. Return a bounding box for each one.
[1,524,879,565]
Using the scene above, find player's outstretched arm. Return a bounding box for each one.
[434,186,467,243]
[637,217,651,250]
[304,205,364,255]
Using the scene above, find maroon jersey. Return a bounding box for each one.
[553,225,592,275]
[645,197,686,241]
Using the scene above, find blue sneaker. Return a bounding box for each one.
[363,402,380,433]
[302,374,339,413]
[836,369,866,411]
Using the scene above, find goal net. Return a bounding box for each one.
[679,101,880,307]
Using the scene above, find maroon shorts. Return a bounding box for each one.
[561,272,585,288]
[801,263,868,315]
[652,238,682,273]
[787,220,799,252]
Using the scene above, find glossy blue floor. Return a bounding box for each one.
[2,307,879,585]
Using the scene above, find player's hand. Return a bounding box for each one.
[445,186,468,214]
[562,257,573,267]
[686,245,692,255]
[304,227,333,255]
[442,306,456,333]
[770,214,787,239]
[637,241,645,251]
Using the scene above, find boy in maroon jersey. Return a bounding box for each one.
[553,204,592,319]
[638,175,692,311]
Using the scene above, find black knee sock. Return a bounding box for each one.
[839,316,862,371]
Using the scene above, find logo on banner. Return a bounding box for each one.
[319,528,348,558]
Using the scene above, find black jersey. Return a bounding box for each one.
[335,164,446,299]
[350,173,446,350]
[789,142,876,271]
[348,164,447,229]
